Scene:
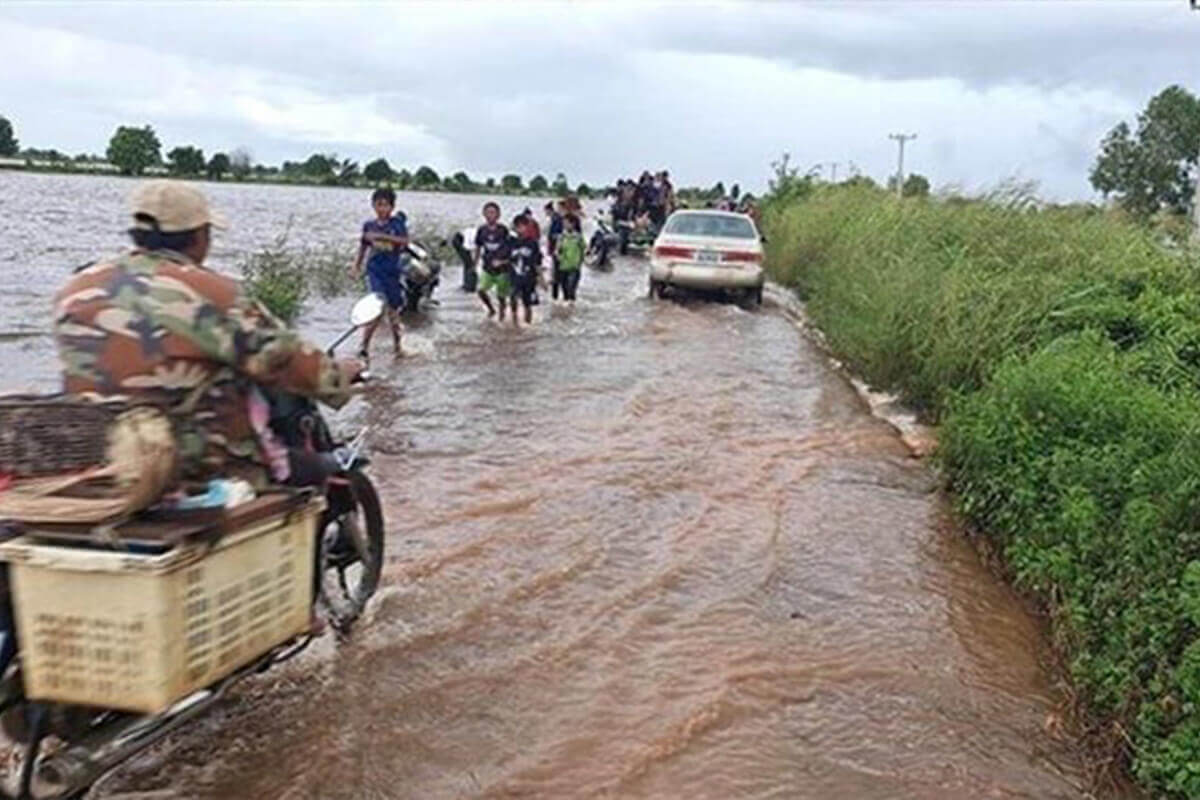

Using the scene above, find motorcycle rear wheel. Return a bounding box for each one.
[318,471,385,633]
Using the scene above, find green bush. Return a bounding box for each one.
[239,228,441,323]
[763,186,1200,796]
[239,234,313,324]
[940,335,1200,794]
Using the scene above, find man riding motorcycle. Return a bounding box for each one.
[53,180,365,489]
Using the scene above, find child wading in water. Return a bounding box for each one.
[545,200,564,299]
[352,187,407,360]
[554,212,585,304]
[508,214,543,326]
[474,202,511,321]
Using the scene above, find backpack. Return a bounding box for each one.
[558,232,584,271]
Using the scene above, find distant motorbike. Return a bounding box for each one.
[585,219,619,271]
[615,215,659,256]
[0,295,386,799]
[400,240,441,313]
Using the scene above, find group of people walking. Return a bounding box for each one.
[354,187,593,348]
[470,198,586,327]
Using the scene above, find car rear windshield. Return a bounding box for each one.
[663,214,757,239]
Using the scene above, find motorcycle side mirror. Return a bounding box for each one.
[328,294,386,356]
[350,293,385,327]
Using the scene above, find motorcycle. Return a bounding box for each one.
[584,219,618,272]
[400,240,441,314]
[614,215,659,256]
[0,294,387,799]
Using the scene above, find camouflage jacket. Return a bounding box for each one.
[54,249,352,484]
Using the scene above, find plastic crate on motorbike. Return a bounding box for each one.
[0,392,321,715]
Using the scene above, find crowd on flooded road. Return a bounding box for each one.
[3,170,1107,800]
[612,170,676,228]
[352,188,586,345]
[351,166,767,349]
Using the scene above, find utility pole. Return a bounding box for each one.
[1193,168,1200,243]
[830,162,838,183]
[888,133,917,198]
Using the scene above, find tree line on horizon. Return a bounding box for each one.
[0,114,935,205]
[0,117,742,201]
[9,83,1194,213]
[0,118,598,195]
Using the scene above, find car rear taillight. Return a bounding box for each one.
[653,245,694,259]
[722,251,763,264]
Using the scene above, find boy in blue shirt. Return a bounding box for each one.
[351,187,407,359]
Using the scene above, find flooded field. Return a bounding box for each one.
[0,173,1119,799]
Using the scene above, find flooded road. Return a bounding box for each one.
[0,174,1104,798]
[107,270,1093,799]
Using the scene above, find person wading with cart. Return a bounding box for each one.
[0,181,386,798]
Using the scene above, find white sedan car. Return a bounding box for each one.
[648,210,765,304]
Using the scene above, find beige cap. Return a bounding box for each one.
[130,180,227,233]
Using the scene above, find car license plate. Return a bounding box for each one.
[696,250,721,263]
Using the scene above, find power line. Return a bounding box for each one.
[888,133,917,198]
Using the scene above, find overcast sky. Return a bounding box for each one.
[1,1,1196,199]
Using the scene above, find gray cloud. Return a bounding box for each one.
[0,1,1195,199]
[645,2,1196,98]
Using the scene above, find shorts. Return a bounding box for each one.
[511,271,537,306]
[479,269,511,298]
[368,267,406,310]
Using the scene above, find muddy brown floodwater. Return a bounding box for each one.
[0,174,1122,799]
[89,260,1107,800]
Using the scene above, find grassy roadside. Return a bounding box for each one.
[763,185,1200,796]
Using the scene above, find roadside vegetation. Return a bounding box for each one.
[240,234,327,325]
[762,84,1200,797]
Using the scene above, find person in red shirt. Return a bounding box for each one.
[521,207,541,241]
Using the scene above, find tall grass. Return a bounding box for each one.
[764,185,1200,796]
[240,228,445,323]
[765,186,1199,417]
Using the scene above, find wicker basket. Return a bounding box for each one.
[0,394,134,478]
